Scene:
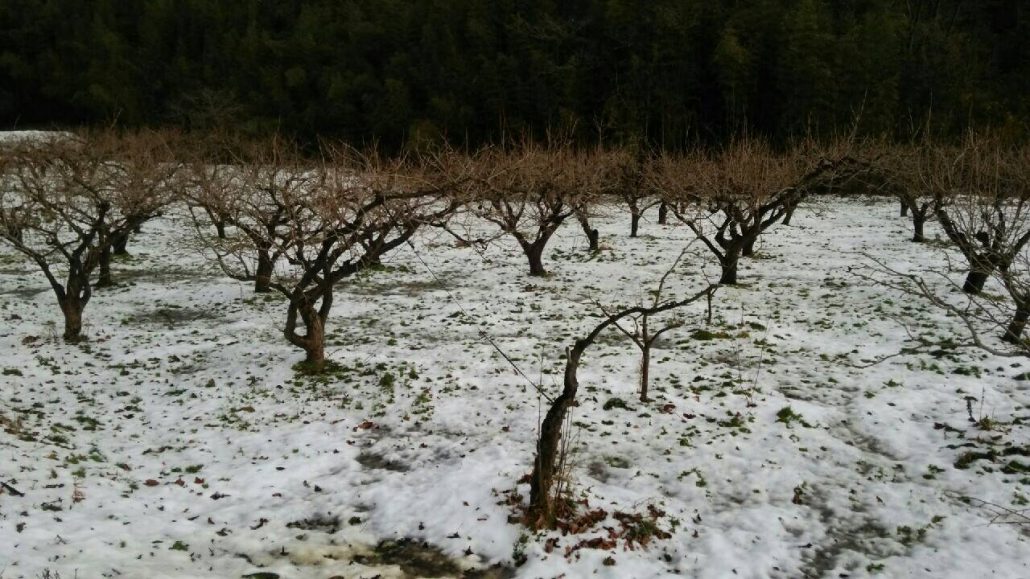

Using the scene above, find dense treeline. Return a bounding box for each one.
[0,0,1026,148]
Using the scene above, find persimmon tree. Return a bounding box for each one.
[0,130,176,341]
[600,247,708,402]
[858,143,1030,354]
[609,148,659,238]
[194,144,463,370]
[468,142,598,277]
[654,140,802,285]
[930,137,1030,295]
[526,268,718,527]
[187,135,315,293]
[875,142,943,243]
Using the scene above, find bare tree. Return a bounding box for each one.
[929,138,1030,294]
[781,138,870,228]
[187,135,315,293]
[869,141,945,243]
[526,273,717,527]
[600,247,705,402]
[609,147,659,238]
[653,140,802,285]
[468,142,597,277]
[193,144,462,370]
[857,253,1030,360]
[573,207,601,252]
[0,130,176,341]
[95,131,181,287]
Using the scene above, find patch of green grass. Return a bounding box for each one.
[775,406,812,428]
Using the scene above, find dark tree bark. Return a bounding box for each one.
[284,294,327,370]
[96,246,114,288]
[113,231,130,255]
[59,296,85,342]
[900,201,909,217]
[741,237,756,257]
[657,202,668,225]
[576,213,599,252]
[214,220,227,239]
[255,248,274,293]
[527,342,582,527]
[630,209,641,237]
[525,241,548,277]
[911,212,926,242]
[719,254,739,285]
[781,204,796,226]
[963,268,991,294]
[1003,300,1030,344]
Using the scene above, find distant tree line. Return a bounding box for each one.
[0,0,1027,149]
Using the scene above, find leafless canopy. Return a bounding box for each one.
[462,141,602,276]
[0,129,178,341]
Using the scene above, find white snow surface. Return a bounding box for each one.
[0,197,1027,578]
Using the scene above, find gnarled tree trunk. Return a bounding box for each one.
[113,231,130,255]
[285,291,331,372]
[719,254,739,285]
[527,344,582,528]
[255,248,274,293]
[60,299,84,342]
[526,284,717,528]
[575,213,599,252]
[1003,299,1030,344]
[741,237,756,257]
[782,203,797,226]
[963,268,991,294]
[97,246,114,287]
[526,242,547,276]
[911,212,926,243]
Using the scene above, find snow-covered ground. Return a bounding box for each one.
[0,197,1027,579]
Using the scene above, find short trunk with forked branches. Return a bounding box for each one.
[526,284,717,528]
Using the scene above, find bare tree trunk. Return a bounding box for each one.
[1003,299,1030,344]
[255,249,274,293]
[285,293,330,372]
[657,202,668,225]
[526,282,717,527]
[528,345,581,527]
[215,220,227,239]
[639,343,651,402]
[59,296,85,342]
[719,254,739,285]
[911,212,926,242]
[741,237,756,257]
[630,210,641,238]
[97,246,114,288]
[963,268,991,294]
[900,201,909,217]
[526,242,547,277]
[304,318,326,370]
[576,213,599,252]
[782,203,797,226]
[113,232,130,255]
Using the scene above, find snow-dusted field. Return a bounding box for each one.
[1,198,1027,579]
